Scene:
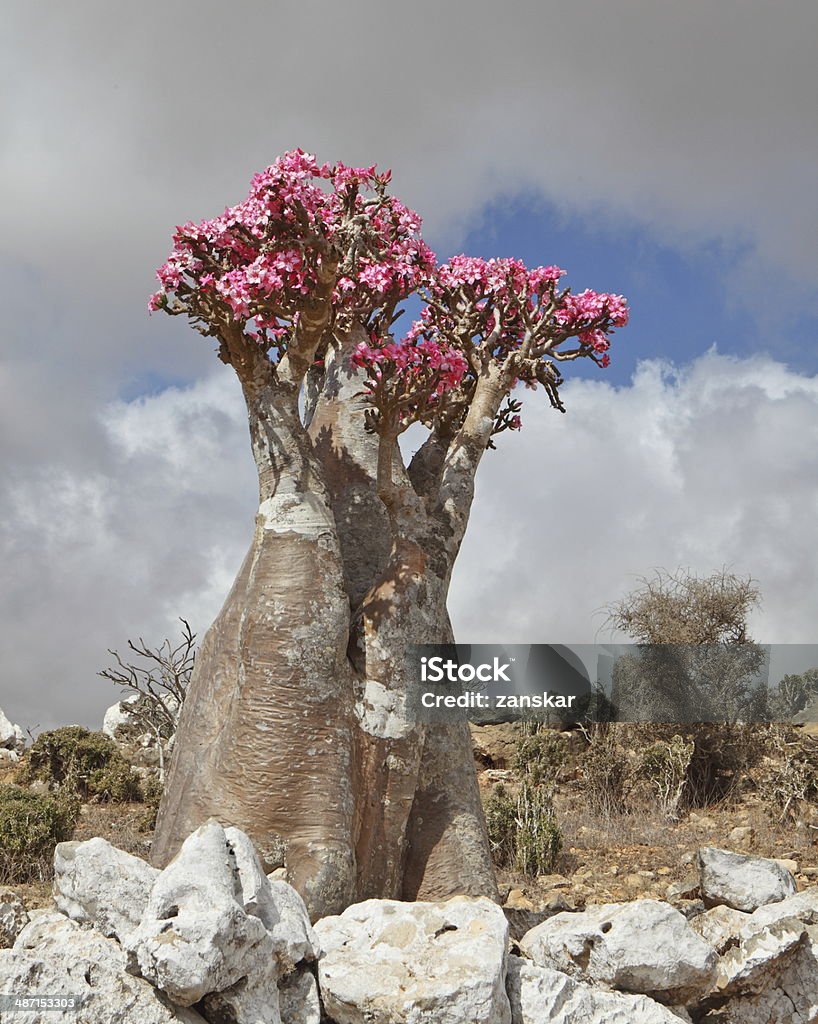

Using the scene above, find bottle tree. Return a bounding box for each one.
[148,150,628,918]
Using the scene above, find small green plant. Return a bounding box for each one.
[485,784,517,867]
[0,784,79,883]
[137,773,164,831]
[514,730,566,788]
[581,728,630,817]
[514,781,562,876]
[21,726,145,803]
[637,734,694,820]
[484,782,562,876]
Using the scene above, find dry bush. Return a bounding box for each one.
[0,784,79,884]
[761,727,818,822]
[636,734,694,820]
[99,619,195,739]
[606,568,760,645]
[580,727,631,817]
[484,782,562,876]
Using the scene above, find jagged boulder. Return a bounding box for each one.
[226,826,320,969]
[102,694,143,741]
[278,967,321,1024]
[0,889,28,949]
[690,905,751,954]
[126,820,281,1021]
[519,899,717,1004]
[53,837,159,943]
[315,895,512,1023]
[710,918,808,1000]
[0,707,25,754]
[702,923,818,1022]
[741,886,818,934]
[102,694,178,770]
[3,911,205,1023]
[506,955,690,1023]
[697,847,797,912]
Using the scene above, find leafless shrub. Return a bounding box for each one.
[581,728,630,818]
[606,567,760,645]
[636,734,694,820]
[99,619,195,740]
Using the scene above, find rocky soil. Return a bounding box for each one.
[3,825,818,1022]
[3,705,818,1020]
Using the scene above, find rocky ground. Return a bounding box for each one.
[3,823,818,1022]
[4,704,818,1021]
[472,722,818,915]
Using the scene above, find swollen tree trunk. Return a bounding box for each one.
[152,328,501,918]
[309,330,497,903]
[152,375,359,917]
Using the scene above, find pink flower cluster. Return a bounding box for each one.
[149,151,630,435]
[351,337,468,429]
[413,255,628,367]
[149,149,435,347]
[435,255,565,298]
[352,337,468,396]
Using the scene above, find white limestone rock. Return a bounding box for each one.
[103,694,179,746]
[740,886,818,935]
[126,820,280,1021]
[267,880,321,968]
[0,889,29,949]
[2,912,205,1023]
[697,846,797,912]
[519,899,717,1004]
[711,917,808,999]
[506,955,689,1023]
[226,826,320,968]
[315,895,512,1023]
[53,837,158,943]
[690,905,751,954]
[279,967,321,1024]
[707,924,818,1023]
[102,694,142,740]
[0,707,25,752]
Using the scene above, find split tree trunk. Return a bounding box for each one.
[151,327,500,919]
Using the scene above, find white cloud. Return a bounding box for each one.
[1,2,816,731]
[2,1,816,298]
[1,352,815,731]
[451,351,818,645]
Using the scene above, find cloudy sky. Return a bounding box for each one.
[1,1,816,731]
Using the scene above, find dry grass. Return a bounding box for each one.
[71,801,155,859]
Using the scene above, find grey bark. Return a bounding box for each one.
[152,325,502,918]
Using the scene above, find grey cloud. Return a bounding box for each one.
[2,352,816,732]
[1,2,816,730]
[448,351,818,647]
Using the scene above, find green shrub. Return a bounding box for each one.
[514,730,567,788]
[0,784,79,883]
[485,784,517,867]
[21,726,145,803]
[137,773,164,831]
[89,760,143,803]
[484,782,562,876]
[514,782,562,876]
